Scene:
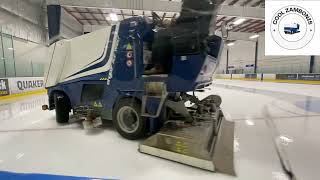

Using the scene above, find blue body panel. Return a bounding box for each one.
[168,54,216,92]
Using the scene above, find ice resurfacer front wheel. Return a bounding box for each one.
[113,98,147,140]
[54,93,70,123]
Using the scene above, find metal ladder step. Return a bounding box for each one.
[141,82,168,118]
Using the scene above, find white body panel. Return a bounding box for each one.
[44,25,119,88]
[284,23,299,29]
[44,40,69,88]
[60,28,110,80]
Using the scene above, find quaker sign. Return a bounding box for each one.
[0,79,10,96]
[8,77,44,94]
[298,74,320,81]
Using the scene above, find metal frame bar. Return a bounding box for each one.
[31,60,34,77]
[240,0,255,6]
[171,13,177,20]
[310,56,315,73]
[74,7,93,25]
[233,19,261,32]
[252,0,263,7]
[98,9,111,25]
[66,10,177,19]
[0,31,6,77]
[47,0,264,20]
[226,49,229,74]
[216,17,236,29]
[216,16,226,25]
[86,8,101,25]
[161,12,166,21]
[232,19,255,31]
[254,41,258,73]
[63,7,84,25]
[247,23,265,33]
[120,10,125,20]
[10,35,16,77]
[238,21,264,32]
[228,0,240,6]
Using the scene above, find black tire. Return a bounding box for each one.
[113,98,147,140]
[54,93,70,123]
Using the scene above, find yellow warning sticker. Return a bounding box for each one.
[126,43,133,51]
[93,101,103,108]
[175,140,188,155]
[100,77,108,81]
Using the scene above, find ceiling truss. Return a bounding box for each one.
[61,0,265,34]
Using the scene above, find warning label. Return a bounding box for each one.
[126,43,133,51]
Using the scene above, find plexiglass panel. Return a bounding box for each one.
[2,34,15,77]
[0,35,5,78]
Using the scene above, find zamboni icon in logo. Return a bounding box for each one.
[284,23,300,34]
[271,5,315,50]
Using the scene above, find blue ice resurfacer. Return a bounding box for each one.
[284,23,300,34]
[43,0,233,172]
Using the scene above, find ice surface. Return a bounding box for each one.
[0,80,319,180]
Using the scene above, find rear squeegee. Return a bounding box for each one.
[139,108,234,172]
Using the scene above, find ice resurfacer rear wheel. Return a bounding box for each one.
[113,98,147,140]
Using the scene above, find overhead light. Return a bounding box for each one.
[227,42,235,46]
[245,120,255,126]
[233,18,246,25]
[250,34,260,39]
[279,135,293,145]
[109,13,118,22]
[8,47,14,50]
